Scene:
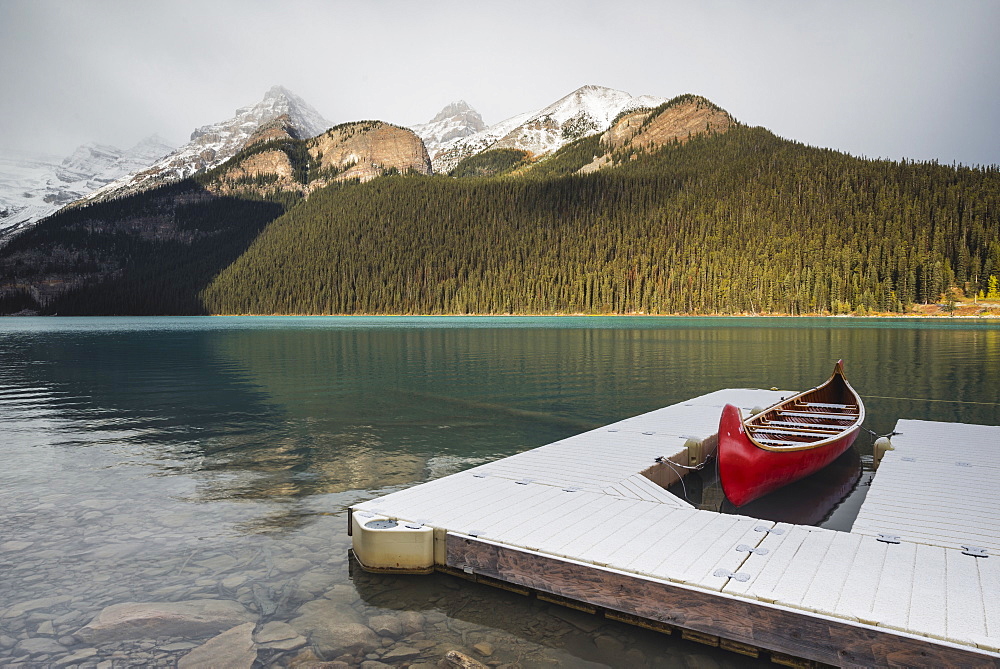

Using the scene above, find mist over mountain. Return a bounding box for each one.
[79,86,332,205]
[0,136,174,238]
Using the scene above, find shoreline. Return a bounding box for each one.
[4,311,1000,320]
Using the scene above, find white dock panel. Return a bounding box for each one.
[979,554,1000,652]
[852,420,1000,554]
[507,494,638,551]
[660,516,769,591]
[798,531,865,615]
[868,540,917,632]
[889,420,1000,467]
[830,537,890,624]
[765,527,838,608]
[566,504,686,563]
[908,543,948,640]
[610,473,694,507]
[541,497,646,558]
[628,512,738,576]
[466,486,591,541]
[593,508,701,567]
[721,523,810,601]
[944,547,987,647]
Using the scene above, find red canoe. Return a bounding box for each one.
[718,360,865,507]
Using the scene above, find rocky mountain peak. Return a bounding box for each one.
[578,95,735,174]
[410,102,487,161]
[430,101,480,124]
[264,84,294,101]
[308,121,432,184]
[245,115,301,148]
[83,86,331,204]
[427,85,668,173]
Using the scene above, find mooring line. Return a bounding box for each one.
[861,394,1000,406]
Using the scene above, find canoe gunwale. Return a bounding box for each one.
[741,361,865,453]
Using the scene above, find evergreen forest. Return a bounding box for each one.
[202,126,1000,315]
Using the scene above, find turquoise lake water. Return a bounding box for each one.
[1,316,998,667]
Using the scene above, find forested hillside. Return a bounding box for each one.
[2,121,997,316]
[0,118,428,315]
[201,126,1000,315]
[0,180,292,315]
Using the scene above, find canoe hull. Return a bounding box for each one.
[718,403,860,507]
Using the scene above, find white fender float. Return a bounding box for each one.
[351,512,434,574]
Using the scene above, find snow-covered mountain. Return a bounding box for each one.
[82,86,332,203]
[0,136,174,240]
[410,101,486,158]
[428,85,667,173]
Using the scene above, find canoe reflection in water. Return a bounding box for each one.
[669,446,863,527]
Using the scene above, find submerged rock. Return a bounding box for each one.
[398,610,426,635]
[381,645,422,662]
[52,647,98,668]
[290,612,376,659]
[3,594,72,619]
[0,540,33,552]
[368,614,402,639]
[472,641,494,656]
[441,650,489,668]
[255,621,307,651]
[177,622,256,669]
[14,637,67,655]
[292,598,363,625]
[74,599,256,643]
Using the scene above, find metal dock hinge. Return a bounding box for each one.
[472,472,490,478]
[462,565,474,574]
[713,569,750,582]
[754,526,785,535]
[515,478,533,485]
[736,544,770,555]
[962,546,989,558]
[467,529,486,538]
[877,534,901,544]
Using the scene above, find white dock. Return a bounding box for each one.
[350,390,1000,666]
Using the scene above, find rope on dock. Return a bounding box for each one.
[861,394,1000,407]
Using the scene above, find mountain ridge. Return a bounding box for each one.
[410,101,486,157]
[426,85,667,173]
[79,86,332,205]
[0,135,175,239]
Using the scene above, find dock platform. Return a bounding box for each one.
[350,390,1000,666]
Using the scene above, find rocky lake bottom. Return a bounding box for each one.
[0,490,759,669]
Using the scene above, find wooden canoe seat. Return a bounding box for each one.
[778,410,857,421]
[753,437,812,447]
[752,427,832,439]
[758,420,842,433]
[799,402,857,411]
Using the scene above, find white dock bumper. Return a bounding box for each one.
[351,513,434,574]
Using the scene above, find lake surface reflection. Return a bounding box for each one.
[1,316,998,667]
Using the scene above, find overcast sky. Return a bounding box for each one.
[1,0,998,166]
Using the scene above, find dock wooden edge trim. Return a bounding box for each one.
[446,533,999,668]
